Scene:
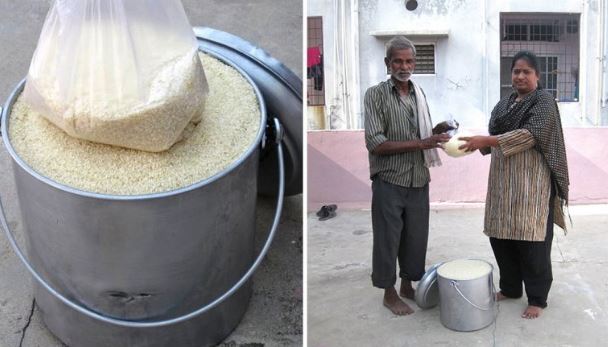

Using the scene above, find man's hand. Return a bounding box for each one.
[432,121,458,135]
[420,133,450,149]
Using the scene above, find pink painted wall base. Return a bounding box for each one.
[307,129,608,210]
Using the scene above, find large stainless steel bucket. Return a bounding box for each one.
[437,259,496,332]
[0,48,286,347]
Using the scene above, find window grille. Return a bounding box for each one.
[307,16,325,106]
[414,45,435,74]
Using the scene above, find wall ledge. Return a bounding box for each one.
[369,29,449,38]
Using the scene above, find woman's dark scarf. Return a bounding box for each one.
[488,89,570,204]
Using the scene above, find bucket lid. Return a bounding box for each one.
[415,262,443,309]
[194,27,302,196]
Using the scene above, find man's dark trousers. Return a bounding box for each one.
[371,178,429,288]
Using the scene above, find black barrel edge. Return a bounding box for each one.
[195,27,302,196]
[193,27,302,98]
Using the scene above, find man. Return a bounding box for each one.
[364,36,452,316]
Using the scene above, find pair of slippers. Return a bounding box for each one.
[316,204,337,221]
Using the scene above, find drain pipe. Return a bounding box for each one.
[600,0,607,109]
[580,1,588,123]
[596,0,605,124]
[482,0,489,120]
[351,0,361,129]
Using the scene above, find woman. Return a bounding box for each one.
[459,51,569,319]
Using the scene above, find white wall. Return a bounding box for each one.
[314,0,608,129]
[359,0,487,127]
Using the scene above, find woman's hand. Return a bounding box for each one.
[458,135,496,152]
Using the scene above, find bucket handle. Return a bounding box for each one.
[0,118,286,328]
[450,273,497,312]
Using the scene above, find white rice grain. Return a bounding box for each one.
[9,53,260,196]
[437,259,492,281]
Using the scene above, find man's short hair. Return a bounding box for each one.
[385,36,416,59]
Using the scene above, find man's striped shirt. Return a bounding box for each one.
[364,79,430,187]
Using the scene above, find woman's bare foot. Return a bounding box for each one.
[521,305,543,319]
[496,291,509,301]
[399,280,415,300]
[384,287,414,315]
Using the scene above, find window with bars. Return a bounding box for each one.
[504,24,528,41]
[414,45,435,74]
[500,13,580,102]
[503,22,563,42]
[530,24,559,42]
[566,20,578,34]
[386,44,435,75]
[307,16,325,106]
[538,56,558,98]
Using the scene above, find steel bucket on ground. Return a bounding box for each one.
[0,47,287,347]
[437,259,496,332]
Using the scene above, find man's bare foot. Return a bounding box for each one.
[399,280,415,300]
[521,305,543,319]
[383,287,414,316]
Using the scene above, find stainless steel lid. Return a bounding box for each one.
[415,262,443,309]
[194,27,302,196]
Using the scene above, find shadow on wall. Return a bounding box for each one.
[307,131,371,209]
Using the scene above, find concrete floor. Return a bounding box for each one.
[308,205,608,347]
[0,1,302,346]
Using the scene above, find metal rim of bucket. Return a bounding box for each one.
[0,48,286,328]
[0,48,268,201]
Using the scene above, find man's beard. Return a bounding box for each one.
[391,70,412,82]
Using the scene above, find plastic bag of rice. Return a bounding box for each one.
[22,0,208,152]
[442,129,475,158]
